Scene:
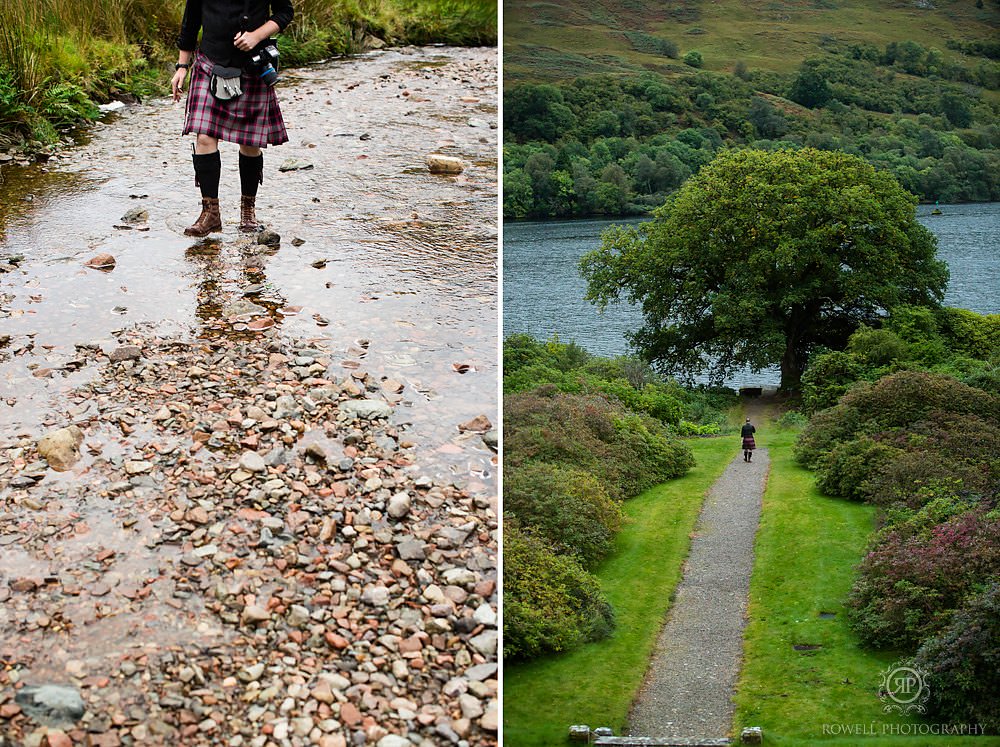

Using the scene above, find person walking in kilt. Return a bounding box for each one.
[171,0,293,236]
[741,417,756,463]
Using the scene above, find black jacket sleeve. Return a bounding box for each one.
[269,0,294,31]
[177,0,202,51]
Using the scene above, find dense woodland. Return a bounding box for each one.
[504,38,1000,218]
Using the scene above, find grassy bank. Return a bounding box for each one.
[504,0,999,84]
[503,436,734,745]
[0,0,496,146]
[733,427,999,746]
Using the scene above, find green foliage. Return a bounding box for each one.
[683,50,703,68]
[504,84,577,143]
[788,61,831,107]
[795,370,1000,468]
[502,334,733,429]
[846,325,909,367]
[675,420,722,436]
[774,410,809,429]
[504,462,624,567]
[0,0,497,145]
[937,307,1000,359]
[581,148,948,390]
[503,520,615,660]
[503,28,1000,219]
[504,388,694,500]
[912,582,1000,733]
[800,350,866,413]
[815,436,897,502]
[799,306,1000,419]
[624,32,677,59]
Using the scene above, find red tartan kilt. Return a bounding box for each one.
[183,52,288,147]
[742,436,756,450]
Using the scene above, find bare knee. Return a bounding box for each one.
[195,134,219,153]
[239,145,262,157]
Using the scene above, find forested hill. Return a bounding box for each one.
[503,0,1000,218]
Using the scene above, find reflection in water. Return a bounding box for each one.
[183,238,290,340]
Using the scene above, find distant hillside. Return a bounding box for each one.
[502,0,1000,218]
[504,0,999,85]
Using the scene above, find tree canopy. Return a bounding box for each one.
[580,148,950,389]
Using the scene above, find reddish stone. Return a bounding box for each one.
[325,632,350,650]
[474,579,495,597]
[398,636,422,654]
[90,733,123,747]
[339,702,362,726]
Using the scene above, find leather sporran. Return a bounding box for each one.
[209,65,243,101]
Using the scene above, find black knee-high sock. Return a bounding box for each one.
[192,151,221,199]
[239,152,263,197]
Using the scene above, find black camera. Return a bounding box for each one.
[248,43,280,87]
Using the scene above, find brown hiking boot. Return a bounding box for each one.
[184,198,222,237]
[238,195,263,233]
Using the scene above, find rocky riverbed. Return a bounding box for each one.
[0,47,497,746]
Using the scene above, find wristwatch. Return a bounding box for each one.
[175,62,191,70]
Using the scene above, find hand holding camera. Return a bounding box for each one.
[234,17,280,87]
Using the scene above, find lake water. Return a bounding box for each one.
[502,202,1000,387]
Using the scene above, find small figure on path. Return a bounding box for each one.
[741,417,756,462]
[171,0,293,236]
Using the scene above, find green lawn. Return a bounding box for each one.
[503,436,736,745]
[733,428,1000,746]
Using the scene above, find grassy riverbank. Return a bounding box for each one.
[503,436,734,745]
[0,0,496,146]
[733,427,999,745]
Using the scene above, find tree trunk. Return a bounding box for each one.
[780,339,804,391]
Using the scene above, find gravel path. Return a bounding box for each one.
[628,446,769,738]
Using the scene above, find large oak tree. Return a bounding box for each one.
[580,148,949,389]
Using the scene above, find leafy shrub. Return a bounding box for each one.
[815,436,898,502]
[846,325,909,366]
[795,371,1000,467]
[502,521,615,659]
[676,420,722,436]
[504,388,694,499]
[961,362,1000,396]
[912,582,1000,734]
[502,362,581,396]
[683,50,703,68]
[861,412,1000,507]
[625,32,678,59]
[504,462,624,567]
[800,350,865,413]
[937,308,1000,360]
[774,410,809,429]
[613,412,696,492]
[848,510,1000,649]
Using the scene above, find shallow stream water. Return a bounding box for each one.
[0,47,498,710]
[0,46,498,490]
